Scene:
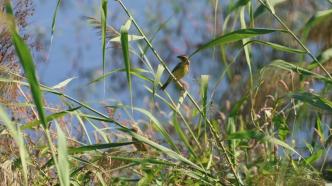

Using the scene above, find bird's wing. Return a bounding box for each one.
[171,62,182,73]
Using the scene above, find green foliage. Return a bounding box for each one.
[1,0,331,185]
[190,28,283,57]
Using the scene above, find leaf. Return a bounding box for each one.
[305,149,324,164]
[51,0,62,35]
[254,0,286,18]
[0,106,29,185]
[273,115,289,141]
[266,136,302,158]
[302,9,332,42]
[265,0,276,14]
[270,60,332,84]
[153,65,164,96]
[198,75,209,140]
[176,90,188,111]
[120,18,133,110]
[240,7,253,87]
[244,40,306,54]
[89,68,150,84]
[228,0,250,13]
[56,124,70,186]
[110,35,144,42]
[51,77,76,89]
[101,0,108,80]
[315,115,324,143]
[138,169,154,186]
[111,156,175,166]
[200,75,209,117]
[172,112,197,159]
[83,67,147,85]
[307,47,332,70]
[290,92,332,112]
[68,142,135,154]
[5,3,47,128]
[20,107,81,130]
[190,28,283,57]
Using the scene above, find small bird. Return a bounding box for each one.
[160,55,190,90]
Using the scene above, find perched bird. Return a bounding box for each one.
[160,55,190,90]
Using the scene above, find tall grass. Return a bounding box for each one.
[1,0,332,185]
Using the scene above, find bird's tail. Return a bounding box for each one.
[160,78,171,90]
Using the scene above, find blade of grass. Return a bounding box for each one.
[307,47,332,70]
[305,149,324,164]
[243,40,306,54]
[269,59,332,84]
[120,19,133,112]
[198,75,209,141]
[153,64,164,97]
[302,8,332,43]
[68,142,135,154]
[74,111,93,145]
[6,10,47,128]
[190,28,283,57]
[46,0,62,63]
[172,112,198,159]
[0,106,29,185]
[290,92,332,112]
[240,6,253,91]
[111,156,175,166]
[51,77,76,89]
[89,67,150,85]
[101,0,108,95]
[56,123,70,186]
[227,0,250,14]
[254,0,286,18]
[110,34,144,42]
[51,0,62,37]
[20,107,80,130]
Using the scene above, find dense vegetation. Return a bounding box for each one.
[1,0,332,185]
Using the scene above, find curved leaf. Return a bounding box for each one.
[254,0,286,18]
[244,40,306,54]
[6,3,47,128]
[56,124,70,186]
[190,28,283,57]
[302,9,332,42]
[307,47,332,70]
[68,142,135,154]
[290,92,332,112]
[101,0,108,81]
[89,68,151,84]
[20,107,81,130]
[270,60,332,84]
